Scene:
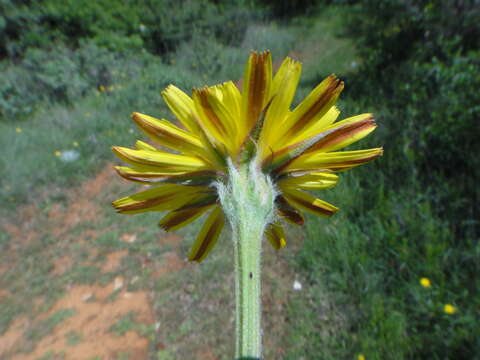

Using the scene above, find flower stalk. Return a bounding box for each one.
[217,160,276,359]
[111,50,383,358]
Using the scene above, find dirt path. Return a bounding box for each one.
[0,166,156,359]
[0,161,300,359]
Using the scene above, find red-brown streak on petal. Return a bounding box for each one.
[276,196,305,225]
[289,76,343,135]
[264,126,340,175]
[113,192,177,212]
[248,52,268,128]
[173,192,218,211]
[190,113,228,170]
[132,113,186,144]
[115,168,217,181]
[112,146,161,168]
[191,213,224,261]
[322,150,384,169]
[160,206,211,231]
[308,116,376,153]
[195,88,227,135]
[277,168,334,180]
[114,168,172,183]
[287,193,337,217]
[237,96,275,164]
[112,146,205,170]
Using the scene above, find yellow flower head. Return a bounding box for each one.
[16,127,22,133]
[358,354,366,360]
[112,51,382,262]
[444,304,456,314]
[54,151,62,157]
[73,141,79,147]
[420,277,431,288]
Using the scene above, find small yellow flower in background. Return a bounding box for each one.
[73,141,79,147]
[420,277,431,288]
[111,51,382,262]
[54,151,62,157]
[444,304,457,314]
[358,354,366,360]
[16,127,22,133]
[99,85,106,92]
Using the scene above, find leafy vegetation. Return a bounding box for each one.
[0,0,478,359]
[286,2,479,359]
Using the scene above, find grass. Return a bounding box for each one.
[0,14,299,358]
[25,308,76,344]
[281,7,480,360]
[1,3,477,359]
[109,312,139,336]
[65,330,83,346]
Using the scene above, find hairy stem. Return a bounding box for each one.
[216,159,276,359]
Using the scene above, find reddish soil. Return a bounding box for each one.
[2,284,153,360]
[0,165,158,360]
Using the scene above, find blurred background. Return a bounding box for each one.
[0,0,478,359]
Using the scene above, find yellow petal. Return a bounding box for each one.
[220,81,244,149]
[260,57,302,148]
[132,112,204,153]
[219,81,242,123]
[276,75,343,145]
[286,148,383,172]
[112,146,211,172]
[112,184,209,214]
[134,140,157,151]
[114,166,216,185]
[159,204,215,232]
[193,86,237,156]
[267,114,377,174]
[161,85,198,133]
[242,51,273,132]
[265,222,287,249]
[305,113,377,153]
[282,188,339,217]
[285,106,340,147]
[189,206,225,262]
[279,171,339,190]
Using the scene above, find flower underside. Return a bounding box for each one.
[112,51,382,262]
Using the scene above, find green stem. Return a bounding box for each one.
[216,159,276,360]
[234,208,263,358]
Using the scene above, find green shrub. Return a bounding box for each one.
[341,0,480,234]
[0,0,258,59]
[0,41,154,119]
